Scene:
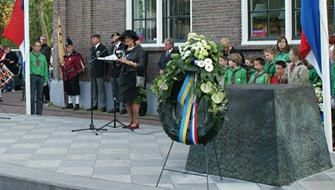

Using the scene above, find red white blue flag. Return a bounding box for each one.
[300,0,333,151]
[300,0,323,77]
[2,0,25,59]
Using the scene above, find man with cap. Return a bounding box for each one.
[108,32,127,114]
[63,37,84,110]
[87,34,108,112]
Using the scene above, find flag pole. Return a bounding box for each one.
[57,12,67,108]
[320,1,333,152]
[24,0,31,115]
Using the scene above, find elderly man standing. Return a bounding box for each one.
[39,35,52,103]
[220,38,246,68]
[157,38,178,75]
[87,34,108,112]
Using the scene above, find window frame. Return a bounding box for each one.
[241,0,300,46]
[126,0,192,47]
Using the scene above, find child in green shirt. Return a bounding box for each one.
[248,57,270,84]
[264,48,277,80]
[224,53,247,85]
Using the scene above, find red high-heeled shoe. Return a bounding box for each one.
[122,122,133,128]
[128,122,139,129]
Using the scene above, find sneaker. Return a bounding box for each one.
[120,109,127,114]
[11,90,15,92]
[0,98,3,102]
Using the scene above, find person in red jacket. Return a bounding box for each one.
[271,60,287,84]
[63,37,84,110]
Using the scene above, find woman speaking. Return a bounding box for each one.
[117,30,146,129]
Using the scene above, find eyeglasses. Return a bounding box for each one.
[275,67,284,70]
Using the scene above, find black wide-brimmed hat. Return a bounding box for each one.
[120,30,138,41]
[65,37,73,47]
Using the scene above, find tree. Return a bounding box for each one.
[0,0,53,48]
[0,0,15,47]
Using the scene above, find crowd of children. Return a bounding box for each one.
[221,36,319,86]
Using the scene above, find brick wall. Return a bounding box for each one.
[53,0,270,83]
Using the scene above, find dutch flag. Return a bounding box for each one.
[300,0,333,151]
[2,0,25,60]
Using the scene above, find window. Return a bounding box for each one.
[292,0,301,39]
[132,0,157,42]
[329,0,335,35]
[248,0,285,40]
[128,0,191,46]
[163,0,190,42]
[243,0,335,45]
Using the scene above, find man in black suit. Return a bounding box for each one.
[39,35,52,103]
[220,38,246,68]
[87,34,108,112]
[108,32,127,114]
[158,38,178,75]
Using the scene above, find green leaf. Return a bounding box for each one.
[184,64,198,72]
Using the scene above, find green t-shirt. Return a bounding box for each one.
[274,52,290,62]
[308,67,321,85]
[30,52,48,84]
[248,71,270,84]
[263,60,276,80]
[331,63,335,96]
[224,66,247,85]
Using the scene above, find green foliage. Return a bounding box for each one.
[151,32,228,116]
[0,0,53,48]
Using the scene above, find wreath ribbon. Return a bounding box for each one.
[177,73,199,145]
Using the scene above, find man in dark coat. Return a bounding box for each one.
[108,32,127,114]
[39,35,52,103]
[3,45,18,91]
[157,38,179,75]
[220,38,246,69]
[87,34,108,112]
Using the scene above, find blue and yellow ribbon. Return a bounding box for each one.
[177,73,199,144]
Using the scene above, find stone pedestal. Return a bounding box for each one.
[185,84,332,186]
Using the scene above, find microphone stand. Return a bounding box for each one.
[97,59,125,131]
[71,48,107,135]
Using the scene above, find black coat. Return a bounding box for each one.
[157,48,179,72]
[223,46,246,68]
[4,51,19,74]
[40,44,52,67]
[90,43,108,78]
[109,42,126,78]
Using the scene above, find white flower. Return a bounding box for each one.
[211,92,225,104]
[205,63,214,72]
[201,82,212,93]
[196,60,205,67]
[187,32,197,39]
[204,58,212,66]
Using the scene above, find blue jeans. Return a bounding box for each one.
[31,75,44,115]
[4,78,15,91]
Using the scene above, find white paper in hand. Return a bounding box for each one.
[97,54,118,61]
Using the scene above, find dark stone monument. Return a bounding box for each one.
[185,84,332,186]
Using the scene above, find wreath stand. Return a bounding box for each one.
[156,140,223,190]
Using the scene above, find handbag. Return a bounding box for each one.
[136,75,145,88]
